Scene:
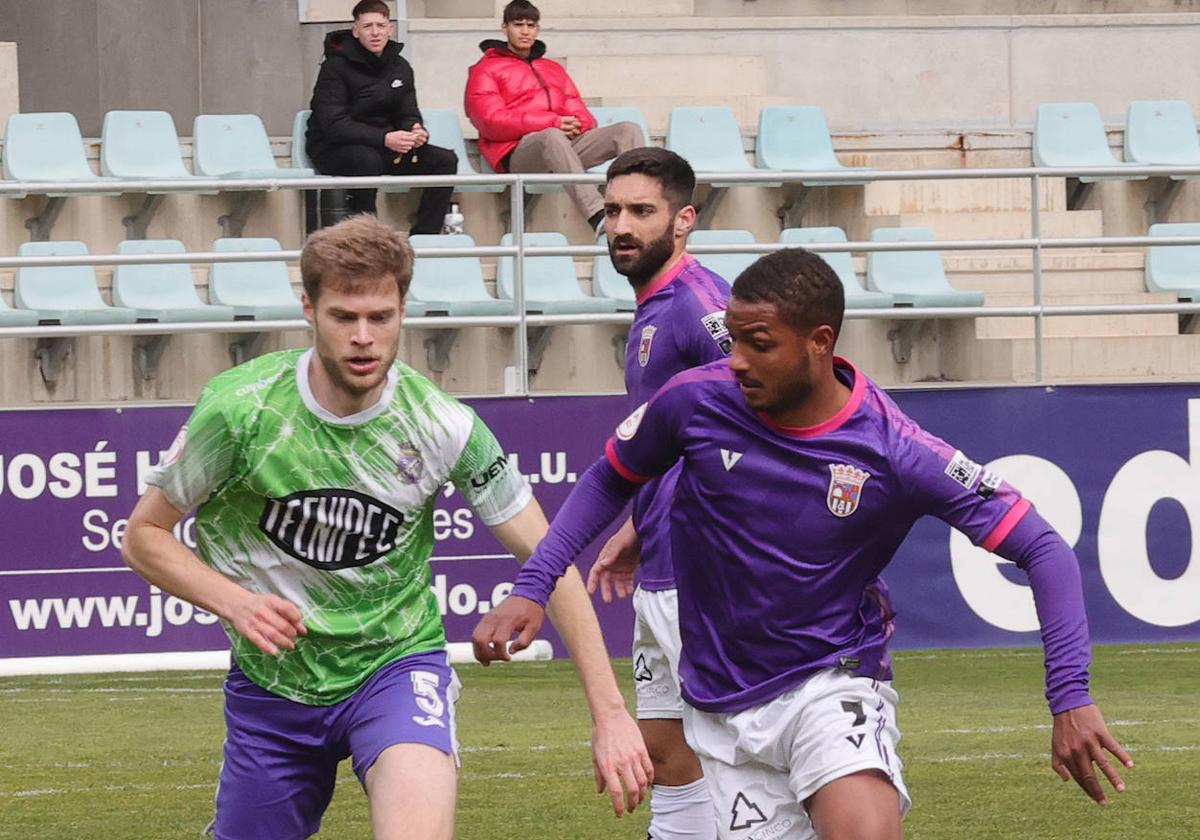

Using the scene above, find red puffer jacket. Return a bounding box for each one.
[464,39,597,172]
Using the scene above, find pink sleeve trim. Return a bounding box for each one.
[605,438,651,484]
[980,497,1032,552]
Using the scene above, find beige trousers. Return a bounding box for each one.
[507,121,646,220]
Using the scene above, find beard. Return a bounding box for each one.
[608,222,677,289]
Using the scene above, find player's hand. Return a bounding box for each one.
[559,115,582,137]
[411,122,429,147]
[227,591,307,655]
[1051,703,1134,804]
[591,705,654,817]
[587,518,640,603]
[471,595,545,665]
[384,129,416,154]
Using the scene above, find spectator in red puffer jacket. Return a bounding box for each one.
[464,0,645,234]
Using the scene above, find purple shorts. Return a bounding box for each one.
[210,649,460,840]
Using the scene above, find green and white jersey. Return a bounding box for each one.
[148,349,530,705]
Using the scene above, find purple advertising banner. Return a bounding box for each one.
[1,382,1198,670]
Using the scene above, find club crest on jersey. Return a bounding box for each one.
[827,463,870,517]
[616,403,647,441]
[637,325,657,367]
[396,441,424,483]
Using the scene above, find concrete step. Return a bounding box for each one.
[866,210,1104,242]
[986,333,1200,382]
[864,178,1067,215]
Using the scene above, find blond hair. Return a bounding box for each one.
[300,215,414,301]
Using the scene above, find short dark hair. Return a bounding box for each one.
[301,214,414,302]
[352,0,390,20]
[606,147,695,212]
[732,248,845,341]
[503,0,540,23]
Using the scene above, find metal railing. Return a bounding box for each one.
[3,163,1200,392]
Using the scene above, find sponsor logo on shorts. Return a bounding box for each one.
[827,464,869,517]
[730,791,768,832]
[945,450,983,489]
[259,489,406,570]
[637,325,657,367]
[633,653,653,682]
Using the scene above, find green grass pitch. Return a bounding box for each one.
[0,644,1196,838]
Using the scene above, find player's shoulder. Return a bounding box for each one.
[202,349,302,405]
[388,361,477,434]
[655,359,736,406]
[674,258,732,309]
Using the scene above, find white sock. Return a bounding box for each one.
[648,778,717,840]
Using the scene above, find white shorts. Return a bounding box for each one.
[631,586,685,719]
[683,669,911,840]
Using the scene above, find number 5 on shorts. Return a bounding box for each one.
[411,670,446,728]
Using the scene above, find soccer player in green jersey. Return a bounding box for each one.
[122,215,652,840]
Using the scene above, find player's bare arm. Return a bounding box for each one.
[587,516,640,603]
[482,499,654,816]
[123,487,307,655]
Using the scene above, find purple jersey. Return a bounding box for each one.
[515,357,1092,716]
[625,254,731,590]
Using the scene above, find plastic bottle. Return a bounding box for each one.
[441,203,464,235]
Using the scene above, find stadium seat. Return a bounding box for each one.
[497,232,620,313]
[1033,102,1145,209]
[192,114,314,179]
[100,110,196,179]
[779,227,895,308]
[1124,100,1200,169]
[1146,223,1200,300]
[590,237,636,312]
[866,227,985,307]
[14,241,138,325]
[686,229,758,282]
[112,240,235,322]
[0,294,39,326]
[586,106,652,175]
[291,110,315,170]
[208,238,303,319]
[756,106,870,184]
[666,106,756,176]
[3,112,117,186]
[408,234,513,315]
[420,108,505,193]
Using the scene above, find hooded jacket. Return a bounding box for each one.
[306,29,423,161]
[464,39,597,172]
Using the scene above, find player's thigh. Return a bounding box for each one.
[366,742,457,840]
[806,770,901,840]
[632,587,687,721]
[640,718,704,785]
[786,672,910,821]
[694,751,814,840]
[212,672,337,840]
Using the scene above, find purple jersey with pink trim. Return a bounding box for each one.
[625,254,731,590]
[605,358,1031,713]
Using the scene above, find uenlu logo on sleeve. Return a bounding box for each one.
[827,463,870,517]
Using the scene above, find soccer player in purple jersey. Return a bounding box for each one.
[597,147,731,840]
[474,248,1133,839]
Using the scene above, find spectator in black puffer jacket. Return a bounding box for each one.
[306,0,457,233]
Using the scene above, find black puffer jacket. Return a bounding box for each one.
[306,29,423,160]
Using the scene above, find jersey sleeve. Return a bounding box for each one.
[605,376,696,484]
[145,384,239,513]
[891,419,1030,549]
[449,411,532,526]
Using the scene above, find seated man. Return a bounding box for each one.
[465,0,645,234]
[307,0,457,233]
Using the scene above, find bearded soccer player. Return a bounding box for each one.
[596,147,730,840]
[122,215,651,840]
[474,248,1132,839]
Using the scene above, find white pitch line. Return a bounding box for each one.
[927,718,1199,735]
[926,743,1199,764]
[0,686,220,695]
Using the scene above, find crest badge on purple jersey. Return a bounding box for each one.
[827,463,870,517]
[637,325,657,368]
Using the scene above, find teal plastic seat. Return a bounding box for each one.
[0,293,39,326]
[687,229,757,282]
[1124,100,1200,176]
[867,228,985,308]
[3,112,122,195]
[590,237,636,312]
[408,234,513,316]
[112,240,235,322]
[420,108,504,193]
[292,110,315,170]
[756,106,869,186]
[586,107,651,176]
[1146,222,1200,300]
[498,232,619,313]
[780,227,894,309]
[193,114,314,179]
[100,111,195,180]
[15,241,138,325]
[209,238,303,319]
[1033,102,1145,183]
[666,107,777,188]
